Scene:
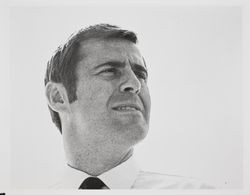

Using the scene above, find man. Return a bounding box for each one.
[45,24,212,189]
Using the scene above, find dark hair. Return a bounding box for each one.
[44,24,138,133]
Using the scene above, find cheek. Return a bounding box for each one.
[141,85,151,120]
[76,80,114,110]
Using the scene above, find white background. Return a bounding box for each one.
[4,3,244,190]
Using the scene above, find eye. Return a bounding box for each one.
[101,68,115,73]
[99,68,118,76]
[134,71,147,81]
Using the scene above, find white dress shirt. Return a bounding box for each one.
[50,156,214,189]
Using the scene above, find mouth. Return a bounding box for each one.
[112,104,142,112]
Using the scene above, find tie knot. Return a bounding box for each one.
[79,177,107,189]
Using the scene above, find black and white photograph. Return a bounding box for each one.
[0,0,250,194]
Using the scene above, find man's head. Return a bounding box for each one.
[45,24,151,163]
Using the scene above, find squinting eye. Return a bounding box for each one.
[135,71,147,81]
[99,68,118,76]
[101,68,115,73]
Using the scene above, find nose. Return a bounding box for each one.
[120,68,141,94]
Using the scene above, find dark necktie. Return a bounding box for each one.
[78,177,108,189]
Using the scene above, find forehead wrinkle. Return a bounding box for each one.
[77,38,145,71]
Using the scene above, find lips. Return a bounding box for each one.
[112,104,142,112]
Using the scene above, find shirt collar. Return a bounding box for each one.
[61,155,139,189]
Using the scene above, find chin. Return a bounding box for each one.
[117,123,149,146]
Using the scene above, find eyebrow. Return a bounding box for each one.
[94,60,148,76]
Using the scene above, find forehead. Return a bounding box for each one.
[77,38,145,68]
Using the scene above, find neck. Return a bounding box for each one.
[65,144,134,176]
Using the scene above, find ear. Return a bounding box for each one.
[45,82,70,113]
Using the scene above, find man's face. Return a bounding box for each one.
[64,38,151,150]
